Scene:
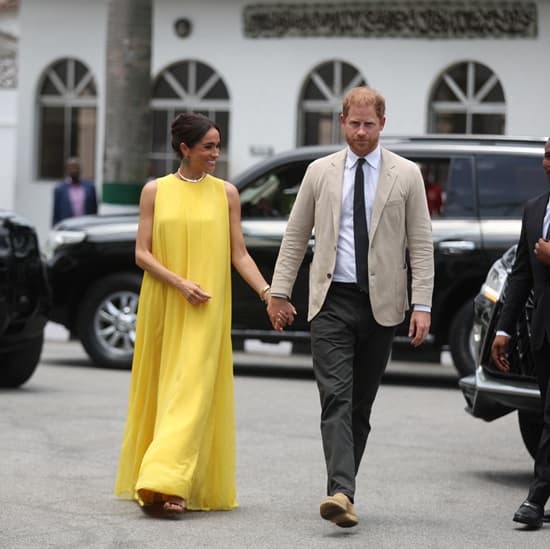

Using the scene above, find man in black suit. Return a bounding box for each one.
[492,137,550,529]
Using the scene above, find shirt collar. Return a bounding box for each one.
[346,145,381,170]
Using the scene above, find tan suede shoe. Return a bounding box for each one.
[319,493,358,528]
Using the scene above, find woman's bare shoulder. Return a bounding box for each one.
[139,179,159,205]
[224,180,238,196]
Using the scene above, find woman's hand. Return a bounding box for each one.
[179,279,212,305]
[267,297,297,331]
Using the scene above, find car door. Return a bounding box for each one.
[389,151,484,348]
[232,159,314,339]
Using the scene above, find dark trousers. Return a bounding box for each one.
[528,338,550,506]
[310,282,396,501]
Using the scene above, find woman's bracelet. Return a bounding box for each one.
[260,284,271,302]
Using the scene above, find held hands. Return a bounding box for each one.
[491,334,511,372]
[534,238,550,265]
[180,279,212,306]
[267,297,297,332]
[408,311,431,347]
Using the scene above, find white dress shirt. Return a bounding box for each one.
[333,146,381,283]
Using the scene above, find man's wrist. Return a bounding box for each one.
[270,292,289,300]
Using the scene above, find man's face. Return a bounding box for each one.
[66,161,80,182]
[543,140,550,182]
[340,103,385,157]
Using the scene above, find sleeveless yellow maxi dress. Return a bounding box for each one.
[114,173,237,511]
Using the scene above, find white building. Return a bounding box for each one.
[0,0,18,212]
[10,0,550,242]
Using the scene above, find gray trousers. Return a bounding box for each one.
[310,282,396,501]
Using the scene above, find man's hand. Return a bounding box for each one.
[491,335,511,372]
[267,297,297,331]
[408,311,431,347]
[534,238,550,265]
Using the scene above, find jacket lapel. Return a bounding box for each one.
[527,192,550,243]
[369,148,397,240]
[329,149,347,239]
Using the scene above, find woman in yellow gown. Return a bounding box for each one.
[114,113,274,514]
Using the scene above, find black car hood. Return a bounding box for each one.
[0,209,37,230]
[54,213,139,231]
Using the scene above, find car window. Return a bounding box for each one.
[445,157,476,218]
[240,161,309,219]
[411,156,475,219]
[477,154,548,218]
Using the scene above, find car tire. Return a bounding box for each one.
[77,272,141,369]
[292,340,311,355]
[518,411,543,459]
[232,336,245,351]
[449,299,476,378]
[0,334,43,387]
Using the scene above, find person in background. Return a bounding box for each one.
[114,113,271,516]
[420,163,443,217]
[52,157,97,225]
[492,137,550,530]
[267,86,434,528]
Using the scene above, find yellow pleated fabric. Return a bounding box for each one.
[114,173,237,511]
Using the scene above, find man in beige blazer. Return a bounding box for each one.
[267,87,434,528]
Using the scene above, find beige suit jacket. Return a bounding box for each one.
[270,147,434,326]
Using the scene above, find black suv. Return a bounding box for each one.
[459,246,541,458]
[0,210,50,387]
[46,136,548,375]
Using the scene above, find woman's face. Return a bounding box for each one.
[187,127,221,173]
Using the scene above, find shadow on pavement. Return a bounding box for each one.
[40,337,459,389]
[41,357,96,368]
[382,370,459,390]
[234,362,459,390]
[469,469,533,488]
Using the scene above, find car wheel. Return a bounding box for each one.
[231,336,245,351]
[0,333,43,387]
[518,411,543,459]
[449,299,476,378]
[292,340,311,355]
[77,272,141,369]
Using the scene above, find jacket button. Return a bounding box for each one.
[327,273,331,279]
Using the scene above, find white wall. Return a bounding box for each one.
[15,0,107,243]
[155,0,550,171]
[0,4,18,211]
[0,89,16,210]
[15,0,550,243]
[0,6,17,39]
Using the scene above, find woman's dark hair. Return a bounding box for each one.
[171,113,220,158]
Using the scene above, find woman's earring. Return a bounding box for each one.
[182,156,190,166]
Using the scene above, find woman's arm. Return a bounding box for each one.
[225,181,273,302]
[135,180,211,305]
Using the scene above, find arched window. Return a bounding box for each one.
[429,61,506,135]
[298,60,366,146]
[37,58,97,179]
[151,60,230,178]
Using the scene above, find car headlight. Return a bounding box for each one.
[44,229,86,260]
[480,260,508,303]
